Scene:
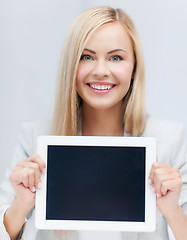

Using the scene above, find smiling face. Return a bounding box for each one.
[76,22,135,111]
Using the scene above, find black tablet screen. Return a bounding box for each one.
[46,145,145,222]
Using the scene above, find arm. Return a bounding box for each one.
[0,122,46,240]
[167,205,187,240]
[149,124,187,240]
[3,154,46,240]
[3,198,29,240]
[149,162,187,240]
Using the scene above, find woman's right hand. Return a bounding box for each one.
[9,154,46,213]
[4,154,45,239]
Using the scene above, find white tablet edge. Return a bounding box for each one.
[36,136,156,232]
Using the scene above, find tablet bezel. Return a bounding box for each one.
[36,136,156,232]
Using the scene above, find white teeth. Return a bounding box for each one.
[89,84,113,90]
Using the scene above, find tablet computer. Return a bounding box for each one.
[36,136,156,232]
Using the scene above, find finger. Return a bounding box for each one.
[29,170,36,192]
[29,162,41,189]
[149,162,166,179]
[152,167,180,182]
[155,177,182,197]
[11,167,33,190]
[160,178,183,196]
[10,166,28,186]
[16,161,42,188]
[149,163,176,181]
[10,166,36,193]
[26,154,46,172]
[152,162,170,169]
[153,175,172,197]
[153,171,181,195]
[150,165,181,195]
[21,168,36,192]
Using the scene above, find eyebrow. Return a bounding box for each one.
[83,48,127,55]
[108,49,127,54]
[84,48,96,54]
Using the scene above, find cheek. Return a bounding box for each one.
[76,64,89,96]
[76,66,83,84]
[112,64,133,85]
[76,63,91,83]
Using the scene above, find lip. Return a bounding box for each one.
[86,82,116,95]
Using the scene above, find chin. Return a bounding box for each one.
[85,101,122,111]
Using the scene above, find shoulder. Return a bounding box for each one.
[18,119,51,156]
[144,116,186,166]
[144,116,184,137]
[20,119,51,136]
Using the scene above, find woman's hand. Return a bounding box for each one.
[149,162,183,219]
[4,154,46,240]
[9,154,46,213]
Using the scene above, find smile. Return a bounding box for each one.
[87,83,116,90]
[90,84,113,90]
[86,82,116,95]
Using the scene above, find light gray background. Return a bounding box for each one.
[0,0,187,185]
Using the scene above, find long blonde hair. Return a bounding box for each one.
[51,6,146,136]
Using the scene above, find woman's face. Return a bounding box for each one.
[76,22,135,111]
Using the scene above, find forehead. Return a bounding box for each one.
[85,22,133,51]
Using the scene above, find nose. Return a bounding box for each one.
[92,60,110,78]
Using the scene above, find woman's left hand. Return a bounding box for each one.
[149,162,183,219]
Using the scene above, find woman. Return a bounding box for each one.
[0,6,187,240]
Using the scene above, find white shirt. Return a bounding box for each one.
[0,117,187,240]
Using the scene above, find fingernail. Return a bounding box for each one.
[37,182,41,189]
[32,186,36,192]
[42,168,46,173]
[156,193,160,198]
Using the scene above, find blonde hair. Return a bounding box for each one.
[51,6,146,136]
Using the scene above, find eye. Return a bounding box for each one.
[110,55,123,62]
[80,54,94,61]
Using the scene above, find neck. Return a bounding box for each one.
[82,103,124,136]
